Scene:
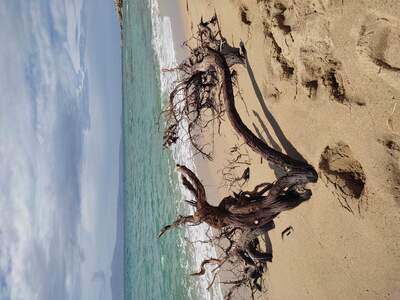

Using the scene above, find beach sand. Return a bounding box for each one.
[173,0,400,299]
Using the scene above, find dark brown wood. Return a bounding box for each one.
[159,15,318,299]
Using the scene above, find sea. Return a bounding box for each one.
[122,0,223,299]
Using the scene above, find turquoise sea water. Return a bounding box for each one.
[122,1,198,299]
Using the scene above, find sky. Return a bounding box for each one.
[0,1,122,299]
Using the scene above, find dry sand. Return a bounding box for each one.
[175,0,400,299]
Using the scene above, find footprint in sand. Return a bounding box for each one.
[377,135,400,204]
[387,103,400,135]
[319,142,366,213]
[357,14,400,88]
[298,44,347,103]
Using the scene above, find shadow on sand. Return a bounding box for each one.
[240,43,307,260]
[242,44,306,164]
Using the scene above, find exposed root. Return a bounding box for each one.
[159,16,318,299]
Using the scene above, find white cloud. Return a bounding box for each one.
[0,1,121,299]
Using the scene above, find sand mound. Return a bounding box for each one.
[378,135,400,204]
[358,15,400,71]
[357,13,400,89]
[319,142,366,199]
[387,103,400,134]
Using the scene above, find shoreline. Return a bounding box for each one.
[175,0,400,299]
[122,1,204,298]
[156,1,225,299]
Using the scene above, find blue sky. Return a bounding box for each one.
[0,1,122,299]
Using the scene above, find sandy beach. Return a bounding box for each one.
[174,0,400,299]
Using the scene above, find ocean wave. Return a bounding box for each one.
[149,1,223,299]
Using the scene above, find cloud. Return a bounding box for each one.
[0,0,121,299]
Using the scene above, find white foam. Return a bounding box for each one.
[150,1,223,299]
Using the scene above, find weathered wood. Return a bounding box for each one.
[159,15,318,299]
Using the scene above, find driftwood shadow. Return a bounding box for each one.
[242,45,306,163]
[253,121,286,177]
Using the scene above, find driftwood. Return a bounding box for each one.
[159,15,317,299]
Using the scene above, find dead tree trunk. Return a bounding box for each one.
[159,15,318,299]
